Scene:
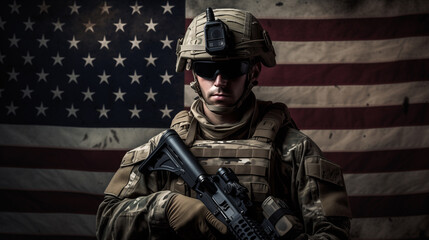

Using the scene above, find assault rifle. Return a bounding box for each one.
[139,129,291,240]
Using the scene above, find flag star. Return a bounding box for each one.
[0,52,5,64]
[130,1,143,14]
[69,1,81,15]
[84,20,96,32]
[52,18,65,32]
[67,70,80,84]
[8,68,19,81]
[9,0,21,14]
[113,88,126,101]
[83,53,95,67]
[38,0,50,14]
[98,35,111,49]
[145,18,158,32]
[9,34,20,47]
[160,70,173,84]
[98,70,110,84]
[129,70,141,84]
[129,35,142,49]
[6,102,18,115]
[82,87,95,101]
[68,35,80,49]
[37,68,49,82]
[161,1,174,14]
[21,85,34,99]
[36,102,48,116]
[23,17,35,31]
[144,53,158,67]
[66,104,79,118]
[160,105,173,119]
[0,17,6,30]
[161,35,173,49]
[114,18,127,32]
[97,105,110,119]
[37,34,50,48]
[23,51,34,65]
[113,53,126,67]
[100,1,112,14]
[129,105,142,119]
[51,86,64,100]
[144,88,157,102]
[52,52,65,66]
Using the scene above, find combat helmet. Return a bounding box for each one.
[176,8,276,113]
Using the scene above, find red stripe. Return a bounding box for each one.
[0,234,95,240]
[1,190,103,214]
[349,193,429,218]
[0,146,124,172]
[1,146,428,174]
[186,14,429,41]
[290,103,429,130]
[185,59,429,86]
[325,148,429,174]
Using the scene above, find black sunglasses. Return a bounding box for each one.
[192,60,250,80]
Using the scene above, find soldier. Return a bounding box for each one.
[96,8,352,240]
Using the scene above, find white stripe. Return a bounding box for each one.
[2,124,428,152]
[303,125,429,152]
[274,37,429,64]
[0,167,113,195]
[344,170,429,196]
[0,212,95,236]
[0,124,164,150]
[186,0,429,19]
[185,81,429,108]
[351,215,429,239]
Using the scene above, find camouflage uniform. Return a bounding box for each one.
[96,97,352,239]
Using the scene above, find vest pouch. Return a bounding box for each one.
[190,139,274,203]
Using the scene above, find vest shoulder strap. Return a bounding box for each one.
[170,110,198,146]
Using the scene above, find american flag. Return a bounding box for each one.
[1,0,429,239]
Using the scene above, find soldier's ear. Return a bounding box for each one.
[250,62,262,81]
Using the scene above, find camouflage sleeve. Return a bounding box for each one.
[280,128,352,240]
[96,130,177,240]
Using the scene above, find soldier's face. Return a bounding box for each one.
[196,71,247,108]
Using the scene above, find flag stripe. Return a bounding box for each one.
[185,0,429,19]
[0,167,113,195]
[1,190,102,215]
[0,234,95,240]
[273,37,429,64]
[349,193,429,218]
[303,126,429,152]
[0,146,123,172]
[350,215,429,239]
[185,59,429,86]
[344,170,429,196]
[186,14,429,41]
[289,104,429,130]
[0,212,95,237]
[2,125,429,152]
[325,148,429,174]
[185,82,429,108]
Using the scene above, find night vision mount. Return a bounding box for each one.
[204,7,232,55]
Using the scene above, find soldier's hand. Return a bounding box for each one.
[166,193,228,240]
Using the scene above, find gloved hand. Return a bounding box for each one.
[166,193,228,240]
